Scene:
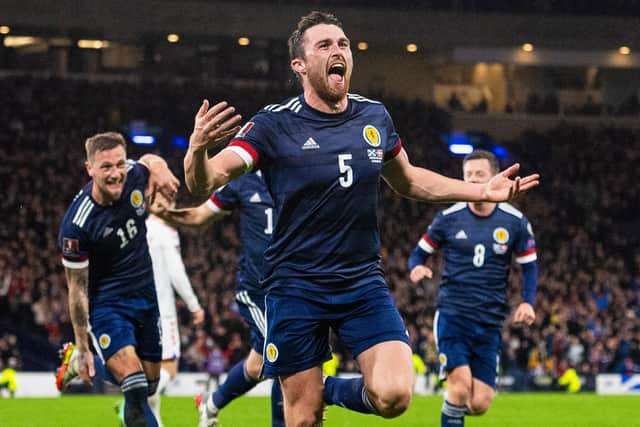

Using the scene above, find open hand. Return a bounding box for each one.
[483,163,540,202]
[190,100,242,152]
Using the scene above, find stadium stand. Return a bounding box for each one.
[0,75,638,391]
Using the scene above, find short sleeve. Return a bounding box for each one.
[514,217,537,264]
[58,225,90,269]
[226,112,277,172]
[128,159,151,187]
[382,107,403,162]
[419,213,446,254]
[207,183,237,213]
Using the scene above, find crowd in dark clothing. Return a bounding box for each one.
[0,76,638,388]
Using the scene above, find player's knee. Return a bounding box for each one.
[288,410,323,427]
[371,385,412,418]
[447,377,472,403]
[469,394,493,415]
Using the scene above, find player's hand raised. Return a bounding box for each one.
[410,265,433,283]
[190,100,242,152]
[483,163,539,202]
[513,302,535,326]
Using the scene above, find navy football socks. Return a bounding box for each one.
[121,371,158,427]
[441,400,465,426]
[323,376,377,414]
[212,360,259,410]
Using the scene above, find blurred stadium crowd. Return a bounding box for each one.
[1,76,639,391]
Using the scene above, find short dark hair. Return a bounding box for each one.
[288,11,343,61]
[85,132,126,162]
[463,149,500,175]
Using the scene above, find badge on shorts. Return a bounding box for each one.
[99,334,111,349]
[362,125,381,147]
[439,353,447,367]
[266,343,279,363]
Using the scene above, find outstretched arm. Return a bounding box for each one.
[184,100,244,195]
[151,201,228,228]
[63,267,95,385]
[382,148,539,202]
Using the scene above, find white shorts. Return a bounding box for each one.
[161,315,181,360]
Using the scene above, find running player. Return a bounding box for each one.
[156,172,284,427]
[408,149,538,426]
[57,132,181,427]
[183,11,539,426]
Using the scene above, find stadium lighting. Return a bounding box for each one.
[0,25,10,35]
[167,33,179,43]
[619,46,631,55]
[172,136,188,148]
[521,43,534,52]
[357,41,368,51]
[77,39,110,49]
[3,36,37,47]
[131,135,156,145]
[238,37,250,46]
[449,143,474,155]
[406,43,418,53]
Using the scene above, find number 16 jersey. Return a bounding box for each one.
[227,94,402,294]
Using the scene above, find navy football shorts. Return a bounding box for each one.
[434,310,501,388]
[261,280,409,378]
[89,287,162,364]
[235,290,267,354]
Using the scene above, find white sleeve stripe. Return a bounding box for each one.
[205,199,231,214]
[223,146,253,172]
[62,258,89,269]
[516,253,537,264]
[418,238,436,254]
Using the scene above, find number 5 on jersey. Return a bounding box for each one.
[338,153,353,188]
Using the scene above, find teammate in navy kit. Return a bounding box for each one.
[157,172,284,427]
[183,12,539,427]
[408,150,538,427]
[58,132,180,427]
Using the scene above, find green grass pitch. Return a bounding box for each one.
[2,394,638,426]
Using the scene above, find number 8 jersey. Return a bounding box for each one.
[58,160,155,304]
[226,94,402,293]
[417,202,537,325]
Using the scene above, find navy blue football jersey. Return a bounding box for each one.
[418,202,537,325]
[226,94,402,293]
[207,172,274,293]
[58,160,155,304]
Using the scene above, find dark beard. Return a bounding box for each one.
[308,70,348,105]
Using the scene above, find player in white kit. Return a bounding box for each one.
[146,213,205,427]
